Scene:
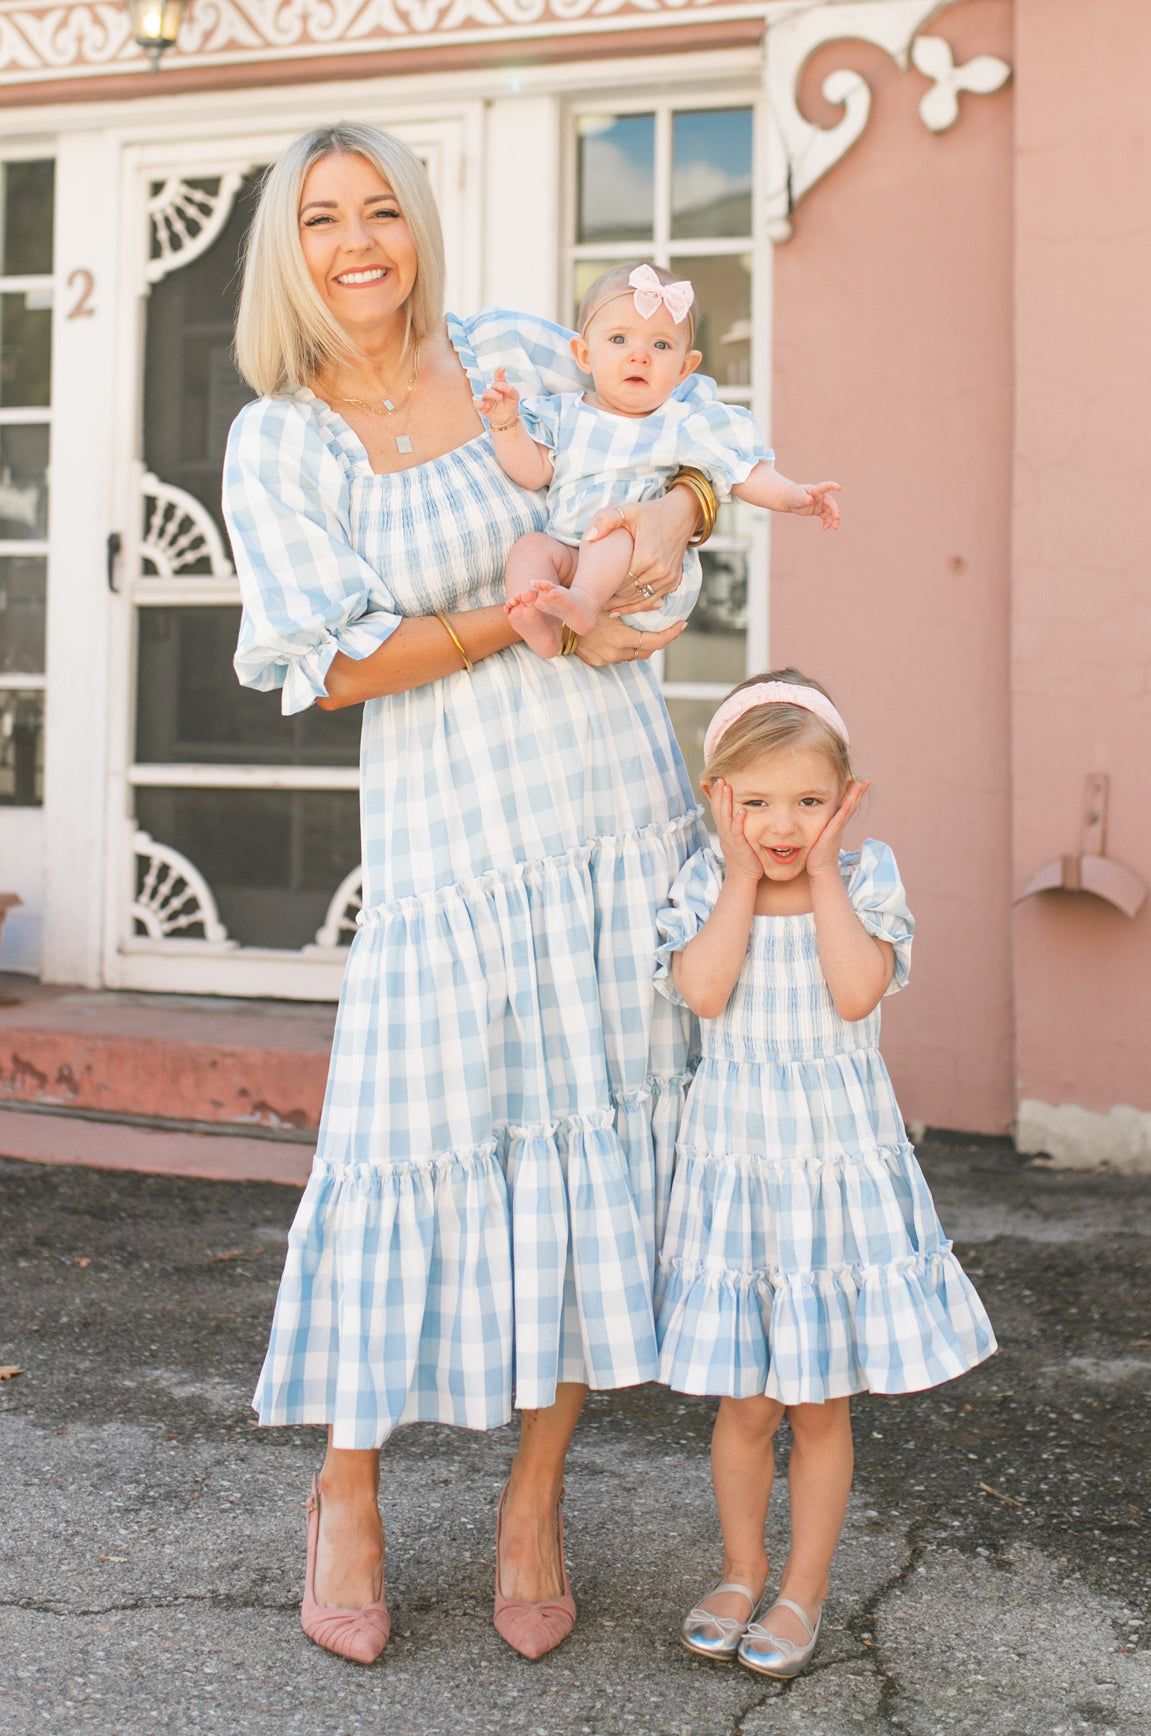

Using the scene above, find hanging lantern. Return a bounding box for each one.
[125,0,187,71]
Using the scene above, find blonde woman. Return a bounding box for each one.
[223,123,716,1666]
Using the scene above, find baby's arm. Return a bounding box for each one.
[670,782,762,1018]
[733,463,842,531]
[475,367,555,491]
[805,782,894,1020]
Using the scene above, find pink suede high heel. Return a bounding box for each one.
[300,1475,391,1666]
[493,1483,577,1661]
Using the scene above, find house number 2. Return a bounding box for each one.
[67,269,96,319]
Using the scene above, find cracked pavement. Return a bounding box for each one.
[1,1139,1148,1735]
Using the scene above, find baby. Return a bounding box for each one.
[476,263,841,659]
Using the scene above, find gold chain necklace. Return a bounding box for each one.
[334,342,422,453]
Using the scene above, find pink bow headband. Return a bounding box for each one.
[580,264,696,335]
[703,682,850,765]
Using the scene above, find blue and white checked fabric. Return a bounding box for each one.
[652,841,996,1403]
[224,309,708,1447]
[518,392,774,632]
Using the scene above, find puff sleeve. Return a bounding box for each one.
[676,400,774,499]
[653,846,725,1004]
[843,838,915,994]
[223,397,403,716]
[518,392,565,454]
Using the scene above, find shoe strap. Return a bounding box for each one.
[758,1596,818,1642]
[687,1581,759,1639]
[711,1581,759,1604]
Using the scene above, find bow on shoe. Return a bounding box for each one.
[628,264,695,325]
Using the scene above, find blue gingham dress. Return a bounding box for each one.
[520,392,773,632]
[223,310,707,1449]
[652,842,996,1403]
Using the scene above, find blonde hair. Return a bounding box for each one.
[577,260,697,345]
[234,123,446,397]
[704,668,855,787]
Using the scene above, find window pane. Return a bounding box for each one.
[663,546,747,688]
[665,696,717,807]
[576,114,654,244]
[0,555,46,673]
[669,252,753,389]
[1,161,54,277]
[135,606,361,766]
[0,292,51,407]
[134,787,360,949]
[0,425,49,539]
[0,689,43,805]
[571,257,620,329]
[672,109,753,240]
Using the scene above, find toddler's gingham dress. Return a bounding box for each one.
[520,391,773,632]
[223,310,708,1449]
[652,842,996,1402]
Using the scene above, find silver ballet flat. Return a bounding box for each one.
[681,1580,760,1662]
[737,1596,822,1679]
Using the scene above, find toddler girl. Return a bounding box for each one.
[474,265,841,658]
[653,671,996,1679]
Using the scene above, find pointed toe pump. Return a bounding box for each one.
[493,1484,577,1661]
[300,1475,391,1666]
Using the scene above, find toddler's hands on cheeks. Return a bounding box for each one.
[474,366,521,429]
[805,779,870,879]
[709,779,765,883]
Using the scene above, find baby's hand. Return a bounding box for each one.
[474,366,521,428]
[788,480,842,531]
[709,779,764,884]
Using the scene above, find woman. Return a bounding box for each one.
[223,122,716,1665]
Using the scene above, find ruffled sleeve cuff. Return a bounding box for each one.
[653,846,724,1004]
[235,609,402,717]
[844,838,916,994]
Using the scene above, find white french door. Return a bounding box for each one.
[103,114,478,998]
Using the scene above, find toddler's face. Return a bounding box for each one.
[711,745,844,880]
[573,303,701,417]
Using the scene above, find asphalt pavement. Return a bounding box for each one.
[1,1136,1148,1736]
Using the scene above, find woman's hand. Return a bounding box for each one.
[786,480,842,531]
[474,366,521,429]
[806,778,870,879]
[585,488,698,616]
[708,778,765,883]
[573,614,687,667]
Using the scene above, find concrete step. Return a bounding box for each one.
[0,1105,311,1185]
[0,974,334,1135]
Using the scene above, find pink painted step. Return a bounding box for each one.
[0,1106,311,1186]
[0,975,335,1133]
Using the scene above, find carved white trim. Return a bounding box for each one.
[311,865,363,949]
[146,174,246,283]
[763,0,1011,241]
[141,471,236,580]
[132,828,234,944]
[911,33,1010,134]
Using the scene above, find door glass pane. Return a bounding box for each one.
[0,425,49,538]
[669,252,752,389]
[663,547,748,688]
[135,606,361,765]
[671,109,753,240]
[135,787,360,950]
[571,257,620,328]
[0,555,47,672]
[0,293,51,407]
[576,114,654,244]
[0,689,43,806]
[144,172,264,540]
[1,161,54,276]
[665,696,716,809]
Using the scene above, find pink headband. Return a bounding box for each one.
[703,682,850,765]
[580,264,696,335]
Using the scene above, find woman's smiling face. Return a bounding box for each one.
[298,151,418,339]
[710,744,844,880]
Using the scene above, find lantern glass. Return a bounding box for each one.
[126,0,185,49]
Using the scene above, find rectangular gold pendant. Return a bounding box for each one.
[395,434,413,454]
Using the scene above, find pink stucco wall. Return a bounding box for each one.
[769,0,1016,1132]
[1011,0,1151,1119]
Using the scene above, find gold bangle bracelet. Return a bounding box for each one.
[434,610,474,674]
[670,467,719,547]
[560,625,579,656]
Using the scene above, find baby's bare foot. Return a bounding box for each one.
[531,581,599,634]
[507,592,563,658]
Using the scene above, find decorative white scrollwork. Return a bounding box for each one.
[146,174,245,284]
[141,472,235,580]
[311,866,364,949]
[911,34,1011,134]
[764,0,1011,241]
[132,829,234,944]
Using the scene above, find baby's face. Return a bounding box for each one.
[577,302,701,417]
